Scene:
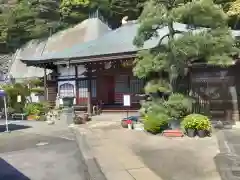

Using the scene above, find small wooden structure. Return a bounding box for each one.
[188,63,240,123]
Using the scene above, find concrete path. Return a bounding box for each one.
[73,115,221,180]
[0,118,87,180]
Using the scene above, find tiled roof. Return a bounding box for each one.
[21,22,240,64]
[42,18,111,54]
[9,17,110,79]
[21,22,188,63]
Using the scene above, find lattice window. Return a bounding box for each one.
[78,79,97,98]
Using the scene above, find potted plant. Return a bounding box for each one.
[121,120,128,128]
[181,114,198,137]
[195,115,211,138]
[24,103,41,120]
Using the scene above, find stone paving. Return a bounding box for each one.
[73,113,221,180]
[0,113,87,180]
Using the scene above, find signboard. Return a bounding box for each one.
[17,95,21,102]
[123,94,131,106]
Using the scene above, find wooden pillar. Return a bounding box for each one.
[87,66,92,114]
[44,66,47,101]
[75,65,79,105]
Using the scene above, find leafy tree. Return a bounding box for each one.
[0,0,149,51]
[30,0,62,33]
[226,0,240,29]
[215,0,240,29]
[59,0,148,28]
[227,0,240,16]
[0,0,66,51]
[133,0,239,115]
[109,0,146,27]
[0,0,37,50]
[60,0,90,24]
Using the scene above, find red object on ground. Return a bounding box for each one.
[162,130,184,137]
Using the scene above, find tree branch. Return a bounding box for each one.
[157,30,184,47]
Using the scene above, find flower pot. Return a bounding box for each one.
[121,120,128,128]
[197,130,206,138]
[187,129,196,137]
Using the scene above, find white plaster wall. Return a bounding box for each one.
[57,65,75,79]
[27,93,44,103]
[77,65,86,77]
[57,65,87,79]
[30,93,39,103]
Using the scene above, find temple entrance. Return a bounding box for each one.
[102,76,115,105]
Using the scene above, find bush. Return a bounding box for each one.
[24,102,50,116]
[24,103,41,116]
[140,93,193,134]
[181,114,210,130]
[144,112,169,134]
[164,93,193,120]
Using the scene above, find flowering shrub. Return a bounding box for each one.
[181,114,211,130]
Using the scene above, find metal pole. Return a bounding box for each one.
[87,67,92,115]
[44,67,47,101]
[4,96,9,132]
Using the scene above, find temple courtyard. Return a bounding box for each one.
[0,113,240,180]
[0,120,87,180]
